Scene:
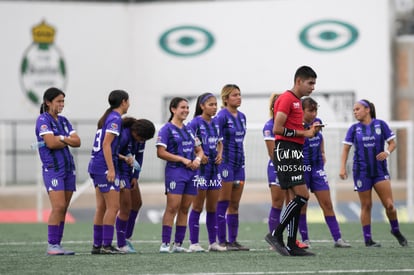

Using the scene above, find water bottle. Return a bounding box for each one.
[31,141,45,150]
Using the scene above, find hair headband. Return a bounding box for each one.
[358,100,370,108]
[200,93,214,104]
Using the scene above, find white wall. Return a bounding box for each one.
[0,0,393,124]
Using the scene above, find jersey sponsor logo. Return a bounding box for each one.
[40,124,49,132]
[110,123,119,131]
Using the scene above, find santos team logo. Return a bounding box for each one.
[20,20,67,106]
[299,20,359,52]
[159,25,215,57]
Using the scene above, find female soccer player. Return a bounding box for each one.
[187,93,226,252]
[339,99,408,247]
[116,117,155,253]
[215,84,249,251]
[35,87,81,255]
[157,97,204,253]
[89,90,130,254]
[297,97,351,248]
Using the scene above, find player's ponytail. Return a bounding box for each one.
[97,90,129,129]
[359,99,376,119]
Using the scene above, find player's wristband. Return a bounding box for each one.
[195,156,202,162]
[282,128,296,137]
[59,135,65,141]
[385,150,391,156]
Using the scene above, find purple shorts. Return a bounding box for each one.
[196,163,222,190]
[119,175,132,190]
[267,160,280,187]
[164,166,197,195]
[304,167,329,192]
[90,173,121,193]
[43,168,76,193]
[353,173,390,192]
[219,163,245,183]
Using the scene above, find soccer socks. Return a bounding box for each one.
[227,213,239,243]
[298,213,309,241]
[125,209,139,239]
[102,225,115,247]
[93,224,103,247]
[189,210,201,244]
[174,225,187,245]
[48,225,60,245]
[58,221,65,245]
[362,224,372,243]
[116,217,128,248]
[162,225,172,244]
[390,219,400,234]
[274,195,307,242]
[206,211,217,244]
[268,207,281,233]
[325,215,341,241]
[216,200,229,244]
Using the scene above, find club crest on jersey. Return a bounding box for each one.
[375,127,382,135]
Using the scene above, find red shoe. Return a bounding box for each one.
[296,240,309,249]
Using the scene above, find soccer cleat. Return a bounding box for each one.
[208,242,227,252]
[365,239,381,247]
[126,239,137,253]
[391,230,408,247]
[91,245,102,254]
[46,244,65,256]
[171,243,189,253]
[286,244,315,256]
[118,245,137,254]
[296,239,309,249]
[101,245,125,254]
[188,243,206,252]
[220,242,238,251]
[159,243,170,253]
[264,233,290,256]
[334,238,351,248]
[60,246,75,255]
[228,241,250,251]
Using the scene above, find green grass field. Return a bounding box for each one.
[0,222,413,274]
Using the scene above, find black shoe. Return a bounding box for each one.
[286,244,315,256]
[265,233,290,256]
[228,241,250,251]
[101,245,125,254]
[221,242,239,251]
[391,230,408,247]
[365,239,381,247]
[91,245,102,254]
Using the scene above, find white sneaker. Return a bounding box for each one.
[159,243,170,253]
[125,239,137,253]
[189,243,206,252]
[171,243,189,253]
[334,238,351,248]
[208,242,227,252]
[303,240,311,249]
[118,245,137,254]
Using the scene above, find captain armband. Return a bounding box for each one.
[282,128,296,137]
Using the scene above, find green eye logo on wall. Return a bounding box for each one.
[159,25,215,57]
[299,20,358,52]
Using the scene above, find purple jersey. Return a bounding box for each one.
[215,108,246,168]
[343,119,395,177]
[118,127,146,179]
[88,111,122,175]
[35,112,76,172]
[303,118,324,167]
[156,122,200,168]
[188,115,222,189]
